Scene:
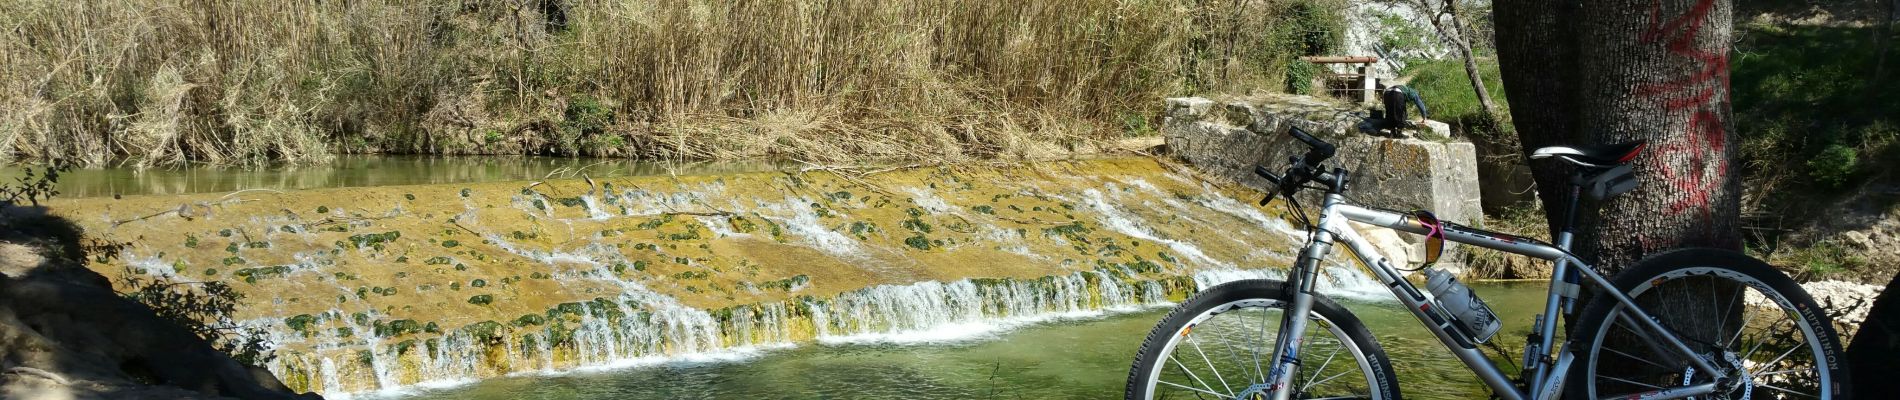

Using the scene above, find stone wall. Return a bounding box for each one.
[1161,94,1484,270]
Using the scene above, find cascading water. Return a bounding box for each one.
[807,271,1173,344]
[62,158,1321,398]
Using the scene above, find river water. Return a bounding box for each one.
[400,282,1550,400]
[26,157,1558,400]
[4,155,789,198]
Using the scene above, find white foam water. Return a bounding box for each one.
[1077,188,1229,269]
[752,197,862,257]
[809,272,1172,345]
[1192,265,1392,303]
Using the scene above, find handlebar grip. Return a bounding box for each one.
[1253,165,1283,186]
[1287,126,1336,166]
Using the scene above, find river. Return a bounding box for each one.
[30,156,1555,399]
[398,283,1550,400]
[5,155,789,198]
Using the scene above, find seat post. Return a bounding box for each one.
[1557,171,1587,250]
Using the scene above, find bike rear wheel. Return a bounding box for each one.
[1569,248,1852,399]
[1126,279,1398,400]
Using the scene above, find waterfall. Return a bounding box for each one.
[1192,265,1392,303]
[68,158,1325,398]
[279,269,1190,398]
[808,271,1174,345]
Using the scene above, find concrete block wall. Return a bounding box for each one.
[1161,94,1484,271]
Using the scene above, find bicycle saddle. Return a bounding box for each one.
[1529,141,1646,168]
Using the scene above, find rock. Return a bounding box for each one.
[1353,221,1414,272]
[1162,94,1485,267]
[1164,97,1215,120]
[0,207,322,400]
[1416,119,1451,138]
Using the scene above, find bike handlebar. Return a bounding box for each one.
[1250,125,1339,205]
[1286,126,1335,166]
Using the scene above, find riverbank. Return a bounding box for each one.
[3,0,1346,168]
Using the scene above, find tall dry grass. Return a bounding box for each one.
[0,0,1344,167]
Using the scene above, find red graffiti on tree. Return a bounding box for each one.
[1636,0,1729,220]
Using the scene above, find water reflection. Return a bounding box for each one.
[0,156,792,198]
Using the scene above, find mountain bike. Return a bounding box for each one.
[1125,126,1852,399]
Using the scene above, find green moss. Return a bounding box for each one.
[512,314,546,327]
[375,319,425,337]
[348,231,401,250]
[904,235,932,250]
[285,314,319,336]
[234,265,293,284]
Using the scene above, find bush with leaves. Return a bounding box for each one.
[1,164,68,207]
[116,272,276,367]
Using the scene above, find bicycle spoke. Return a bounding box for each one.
[1718,280,1743,347]
[1752,368,1809,377]
[1305,369,1353,390]
[1254,308,1268,383]
[1758,338,1807,370]
[1599,346,1667,369]
[1213,322,1259,384]
[1739,317,1790,360]
[1304,342,1342,392]
[1168,354,1224,398]
[1156,379,1229,399]
[1597,374,1666,390]
[1753,383,1820,398]
[1185,333,1234,395]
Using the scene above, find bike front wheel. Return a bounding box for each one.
[1569,248,1852,399]
[1126,279,1399,400]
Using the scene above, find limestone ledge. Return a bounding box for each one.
[50,157,1307,394]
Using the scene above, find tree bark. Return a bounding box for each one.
[1496,0,1742,388]
[1873,0,1894,83]
[1495,0,1740,273]
[1846,271,1900,396]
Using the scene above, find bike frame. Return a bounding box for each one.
[1261,191,1723,400]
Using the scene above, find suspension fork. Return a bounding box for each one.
[1265,214,1337,399]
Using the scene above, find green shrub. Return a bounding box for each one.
[1807,144,1859,189]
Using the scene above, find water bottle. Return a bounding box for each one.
[1424,267,1501,343]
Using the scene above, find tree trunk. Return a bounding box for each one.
[1441,0,1500,119]
[1874,0,1894,83]
[1495,0,1743,385]
[1495,0,1739,273]
[1847,271,1900,396]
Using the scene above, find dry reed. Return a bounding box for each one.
[0,0,1344,167]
